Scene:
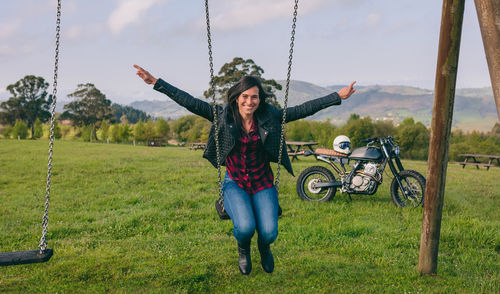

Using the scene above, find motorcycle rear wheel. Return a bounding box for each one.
[390,170,426,208]
[296,166,337,201]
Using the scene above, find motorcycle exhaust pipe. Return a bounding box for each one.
[312,181,343,189]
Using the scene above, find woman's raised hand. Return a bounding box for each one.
[338,81,356,100]
[134,64,157,85]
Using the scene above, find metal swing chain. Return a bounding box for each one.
[275,0,299,194]
[39,0,61,253]
[204,0,224,210]
[205,0,298,206]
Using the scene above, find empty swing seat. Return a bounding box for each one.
[0,249,53,266]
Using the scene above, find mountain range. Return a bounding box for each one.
[130,80,498,132]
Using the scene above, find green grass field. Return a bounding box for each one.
[1,140,498,293]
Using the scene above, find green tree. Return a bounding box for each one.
[144,120,157,142]
[311,120,338,148]
[394,118,430,160]
[0,75,52,138]
[34,118,44,139]
[80,125,92,142]
[100,120,110,141]
[12,120,29,139]
[340,114,374,148]
[286,119,337,148]
[373,120,395,138]
[203,57,282,107]
[110,124,120,142]
[53,121,62,139]
[173,115,210,142]
[156,118,170,140]
[2,125,13,138]
[490,122,500,137]
[61,83,113,142]
[120,124,132,142]
[134,120,146,142]
[286,120,314,143]
[111,103,151,124]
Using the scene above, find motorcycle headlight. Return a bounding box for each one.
[393,145,400,156]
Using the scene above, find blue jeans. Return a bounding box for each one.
[222,172,279,246]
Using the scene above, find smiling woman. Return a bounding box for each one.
[134,63,355,275]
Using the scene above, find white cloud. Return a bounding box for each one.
[0,20,21,40]
[66,24,105,41]
[207,0,332,31]
[366,12,382,28]
[108,0,165,35]
[0,44,16,56]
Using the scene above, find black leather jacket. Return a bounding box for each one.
[153,79,342,176]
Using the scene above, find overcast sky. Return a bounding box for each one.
[0,0,491,104]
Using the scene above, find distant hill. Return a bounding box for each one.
[130,99,191,120]
[129,80,498,132]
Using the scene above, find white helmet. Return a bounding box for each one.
[333,135,351,154]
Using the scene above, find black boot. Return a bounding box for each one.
[258,240,274,273]
[238,242,252,275]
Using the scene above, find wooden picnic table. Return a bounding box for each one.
[286,141,318,162]
[188,142,207,150]
[458,154,500,170]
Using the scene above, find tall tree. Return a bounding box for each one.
[62,83,113,141]
[340,114,375,148]
[394,118,430,160]
[203,57,282,107]
[0,75,52,138]
[111,103,151,124]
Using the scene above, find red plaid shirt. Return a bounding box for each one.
[225,121,274,195]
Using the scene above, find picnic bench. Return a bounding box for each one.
[147,137,164,147]
[458,154,500,170]
[188,142,207,150]
[286,141,318,162]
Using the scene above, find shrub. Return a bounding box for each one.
[156,118,170,140]
[100,120,110,141]
[34,118,44,139]
[80,125,92,142]
[12,120,29,139]
[2,125,13,138]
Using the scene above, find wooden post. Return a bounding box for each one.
[418,0,465,275]
[474,0,500,119]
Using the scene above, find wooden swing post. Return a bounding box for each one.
[418,0,465,275]
[475,0,500,119]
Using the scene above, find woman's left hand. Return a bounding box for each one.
[338,81,356,100]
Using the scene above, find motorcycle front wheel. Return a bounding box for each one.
[390,170,426,208]
[296,166,337,201]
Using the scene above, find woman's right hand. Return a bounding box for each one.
[338,81,356,100]
[134,64,158,85]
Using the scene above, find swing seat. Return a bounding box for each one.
[215,199,231,220]
[0,249,53,266]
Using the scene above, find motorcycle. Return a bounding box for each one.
[296,136,426,207]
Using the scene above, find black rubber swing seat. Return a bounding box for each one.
[0,249,53,266]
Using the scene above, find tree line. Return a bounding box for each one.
[2,58,499,162]
[2,105,498,162]
[0,75,151,140]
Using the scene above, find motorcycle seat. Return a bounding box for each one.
[315,148,349,157]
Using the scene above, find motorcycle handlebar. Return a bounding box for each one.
[302,150,315,157]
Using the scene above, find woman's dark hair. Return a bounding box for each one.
[227,75,270,132]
